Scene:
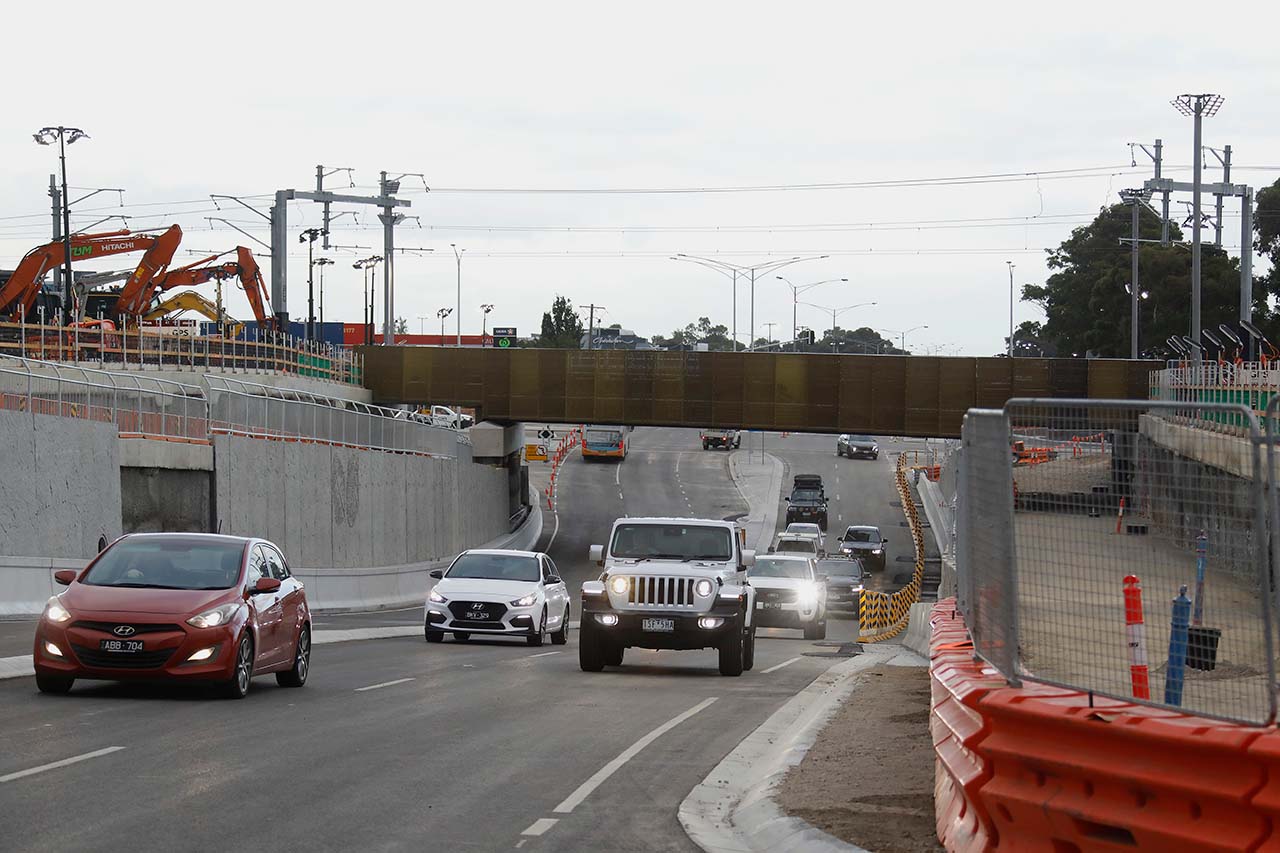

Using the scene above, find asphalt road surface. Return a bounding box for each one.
[0,427,894,852]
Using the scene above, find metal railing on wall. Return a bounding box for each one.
[1150,361,1278,433]
[956,398,1275,725]
[0,319,363,388]
[0,356,457,457]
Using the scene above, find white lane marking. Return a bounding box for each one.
[545,508,561,551]
[328,605,421,615]
[615,463,622,486]
[354,677,415,692]
[528,651,561,658]
[762,656,803,674]
[0,746,126,783]
[552,697,718,814]
[675,453,681,474]
[515,840,527,848]
[521,818,559,836]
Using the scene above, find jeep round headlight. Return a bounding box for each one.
[694,579,714,597]
[609,576,629,595]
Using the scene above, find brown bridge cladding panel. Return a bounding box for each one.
[358,347,1156,438]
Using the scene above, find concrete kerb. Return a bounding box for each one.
[679,644,927,853]
[727,449,784,554]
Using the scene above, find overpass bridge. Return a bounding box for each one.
[359,347,1156,438]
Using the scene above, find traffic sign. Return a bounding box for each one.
[492,327,517,348]
[537,428,554,440]
[525,443,548,462]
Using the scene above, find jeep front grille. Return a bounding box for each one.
[625,576,696,608]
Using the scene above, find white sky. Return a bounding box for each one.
[3,0,1278,354]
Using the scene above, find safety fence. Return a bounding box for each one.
[1149,360,1278,433]
[858,452,927,642]
[0,356,459,457]
[0,319,363,387]
[928,599,1280,852]
[205,374,465,457]
[0,357,207,442]
[957,398,1273,726]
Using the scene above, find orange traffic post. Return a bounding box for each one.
[1123,574,1151,700]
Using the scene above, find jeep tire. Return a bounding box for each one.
[718,621,745,677]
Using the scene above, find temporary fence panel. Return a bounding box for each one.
[984,398,1274,725]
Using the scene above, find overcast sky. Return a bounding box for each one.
[3,1,1278,354]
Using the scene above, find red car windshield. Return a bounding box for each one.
[82,538,246,590]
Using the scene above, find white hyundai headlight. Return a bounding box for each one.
[511,591,539,607]
[43,596,71,624]
[872,548,883,555]
[796,583,818,606]
[187,603,241,629]
[609,576,629,596]
[428,588,447,604]
[694,579,714,597]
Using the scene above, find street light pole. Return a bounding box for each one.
[480,303,495,342]
[33,126,89,325]
[315,257,334,334]
[451,244,464,346]
[298,228,324,340]
[437,307,452,342]
[777,276,848,344]
[1006,261,1015,358]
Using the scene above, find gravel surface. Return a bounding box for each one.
[777,663,940,853]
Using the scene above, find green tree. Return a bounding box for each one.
[817,326,902,354]
[1022,204,1261,358]
[536,295,584,348]
[1256,178,1280,304]
[1000,320,1053,357]
[653,316,736,351]
[395,316,408,335]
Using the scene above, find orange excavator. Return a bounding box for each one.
[146,246,275,331]
[0,225,183,321]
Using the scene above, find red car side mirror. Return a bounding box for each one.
[251,577,282,595]
[53,570,76,586]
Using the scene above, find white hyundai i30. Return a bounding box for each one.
[425,550,571,646]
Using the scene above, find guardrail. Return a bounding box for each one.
[858,452,928,642]
[0,319,363,387]
[205,374,465,456]
[0,356,460,457]
[956,398,1274,726]
[1149,360,1276,434]
[0,357,207,442]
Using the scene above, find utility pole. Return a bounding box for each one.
[1006,261,1015,358]
[418,315,428,335]
[1242,186,1255,359]
[315,257,334,331]
[49,175,62,305]
[1118,189,1149,359]
[763,321,777,345]
[299,228,324,341]
[1172,94,1224,360]
[584,304,605,350]
[1207,144,1231,247]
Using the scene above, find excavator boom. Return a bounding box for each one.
[143,246,275,332]
[0,226,183,320]
[141,290,244,338]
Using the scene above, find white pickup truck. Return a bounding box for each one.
[580,517,757,676]
[426,405,473,430]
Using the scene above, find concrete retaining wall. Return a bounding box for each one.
[0,409,122,560]
[212,434,510,570]
[121,468,213,533]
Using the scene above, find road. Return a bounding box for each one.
[0,427,893,852]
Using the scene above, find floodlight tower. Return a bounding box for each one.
[1171,94,1224,359]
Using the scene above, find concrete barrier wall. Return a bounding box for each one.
[0,410,122,560]
[212,434,509,571]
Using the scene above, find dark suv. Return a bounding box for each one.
[837,434,879,459]
[784,474,828,531]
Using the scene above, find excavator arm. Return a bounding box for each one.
[110,225,184,316]
[0,226,183,321]
[143,246,274,332]
[235,247,275,331]
[141,290,243,337]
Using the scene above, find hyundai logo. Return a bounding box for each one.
[469,604,486,613]
[113,625,136,637]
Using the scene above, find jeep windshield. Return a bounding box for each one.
[790,489,823,504]
[609,523,733,560]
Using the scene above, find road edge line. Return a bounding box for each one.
[677,649,900,853]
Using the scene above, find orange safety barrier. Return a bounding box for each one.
[928,598,1280,853]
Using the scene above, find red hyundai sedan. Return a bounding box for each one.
[33,533,311,699]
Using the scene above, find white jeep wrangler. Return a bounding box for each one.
[580,517,757,676]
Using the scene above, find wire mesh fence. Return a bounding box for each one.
[958,398,1275,725]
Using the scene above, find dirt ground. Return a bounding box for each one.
[777,663,941,853]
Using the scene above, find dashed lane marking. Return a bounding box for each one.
[1,746,126,783]
[528,651,561,658]
[521,818,559,836]
[552,697,718,814]
[761,656,803,674]
[354,677,416,692]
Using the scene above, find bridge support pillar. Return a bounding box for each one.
[471,422,527,519]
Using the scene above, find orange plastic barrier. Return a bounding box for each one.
[929,599,1278,852]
